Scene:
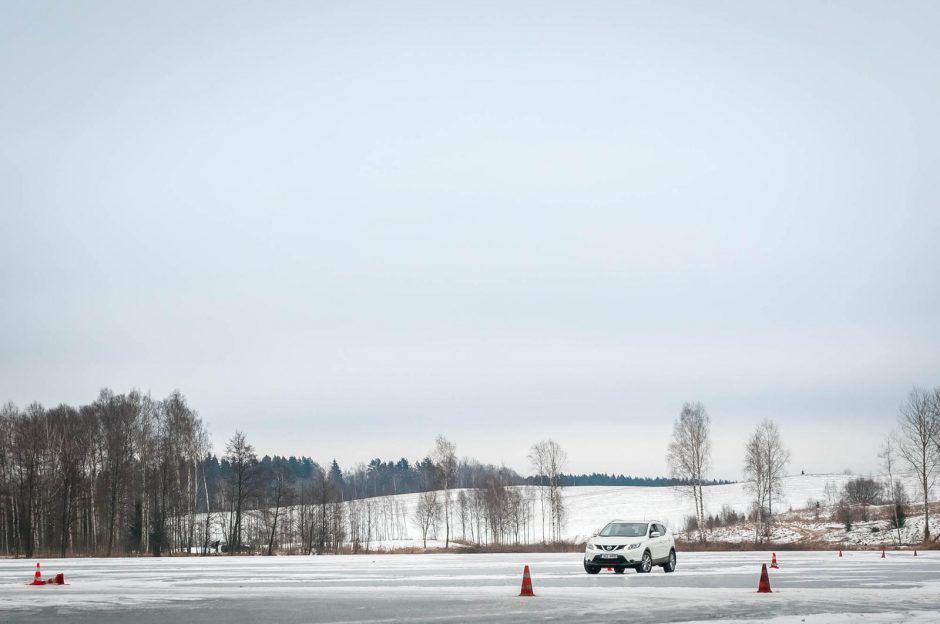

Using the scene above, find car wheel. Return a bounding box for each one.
[614,567,625,574]
[637,551,653,573]
[663,549,677,573]
[584,562,601,574]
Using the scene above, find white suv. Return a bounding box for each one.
[584,520,676,574]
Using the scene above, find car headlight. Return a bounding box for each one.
[628,542,642,550]
[587,542,596,550]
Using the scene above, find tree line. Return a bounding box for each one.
[13,385,934,555]
[203,452,713,504]
[2,386,749,557]
[0,389,208,558]
[0,389,574,557]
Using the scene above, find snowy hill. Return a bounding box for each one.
[562,473,838,540]
[506,472,921,541]
[368,472,923,543]
[205,472,934,551]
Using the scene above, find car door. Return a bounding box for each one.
[650,524,666,560]
[657,524,670,559]
[645,523,659,559]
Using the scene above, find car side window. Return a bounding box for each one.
[657,524,666,535]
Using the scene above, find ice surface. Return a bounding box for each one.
[2,550,939,623]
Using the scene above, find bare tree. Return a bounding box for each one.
[10,403,44,558]
[195,425,213,556]
[528,443,548,543]
[529,439,566,542]
[879,435,904,546]
[743,419,790,542]
[225,431,258,554]
[897,387,940,542]
[413,489,440,548]
[432,435,457,548]
[667,402,712,542]
[456,490,468,542]
[98,390,141,556]
[48,405,84,557]
[265,461,294,555]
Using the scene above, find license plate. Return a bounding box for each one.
[600,554,617,559]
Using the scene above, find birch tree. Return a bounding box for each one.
[432,435,457,548]
[413,490,440,548]
[897,387,940,542]
[743,419,790,542]
[666,402,711,542]
[529,439,566,542]
[528,443,548,543]
[879,434,904,545]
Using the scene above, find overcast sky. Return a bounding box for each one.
[1,1,938,479]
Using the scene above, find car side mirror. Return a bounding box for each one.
[650,531,661,538]
[592,530,599,537]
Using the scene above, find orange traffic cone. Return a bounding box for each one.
[757,563,772,593]
[51,573,65,585]
[30,562,43,586]
[770,552,779,569]
[519,565,535,597]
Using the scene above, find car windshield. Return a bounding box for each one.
[599,522,648,538]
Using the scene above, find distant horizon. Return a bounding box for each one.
[1,384,919,482]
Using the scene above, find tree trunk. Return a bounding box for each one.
[920,445,929,543]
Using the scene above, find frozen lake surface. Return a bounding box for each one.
[2,551,939,623]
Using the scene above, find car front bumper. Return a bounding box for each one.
[585,549,642,565]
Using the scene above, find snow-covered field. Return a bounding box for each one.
[3,551,940,623]
[550,473,927,542]
[370,474,928,547]
[230,473,928,549]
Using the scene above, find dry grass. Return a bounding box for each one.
[452,541,585,554]
[342,540,931,555]
[338,541,586,555]
[674,539,904,552]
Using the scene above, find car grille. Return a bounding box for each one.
[599,545,625,551]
